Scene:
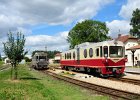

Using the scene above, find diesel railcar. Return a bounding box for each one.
[32,52,49,69]
[60,40,127,77]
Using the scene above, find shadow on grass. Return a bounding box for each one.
[20,77,41,80]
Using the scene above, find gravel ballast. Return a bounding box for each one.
[49,69,140,94]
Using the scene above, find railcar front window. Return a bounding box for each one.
[39,56,46,61]
[109,46,123,58]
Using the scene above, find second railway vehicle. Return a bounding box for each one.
[60,40,127,77]
[32,52,49,69]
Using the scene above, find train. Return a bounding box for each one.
[60,40,127,77]
[32,52,49,69]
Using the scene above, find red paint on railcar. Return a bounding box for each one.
[60,58,125,75]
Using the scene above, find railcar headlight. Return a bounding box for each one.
[125,58,128,62]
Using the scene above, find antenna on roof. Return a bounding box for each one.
[45,45,47,51]
[119,29,120,34]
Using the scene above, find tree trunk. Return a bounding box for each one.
[14,64,18,80]
[11,65,13,80]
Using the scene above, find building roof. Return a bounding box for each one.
[55,53,61,56]
[126,45,140,50]
[116,34,138,43]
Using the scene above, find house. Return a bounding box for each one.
[126,44,140,66]
[4,58,11,64]
[116,34,139,66]
[54,53,61,63]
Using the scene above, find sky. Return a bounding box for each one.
[0,0,140,56]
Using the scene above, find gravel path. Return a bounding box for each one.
[49,69,140,94]
[123,73,140,80]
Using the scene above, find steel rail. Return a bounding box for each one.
[109,77,140,86]
[41,70,140,100]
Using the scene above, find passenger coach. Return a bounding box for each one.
[60,40,126,77]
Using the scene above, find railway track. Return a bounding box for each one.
[108,77,140,86]
[125,71,140,75]
[41,70,140,100]
[52,68,140,86]
[0,64,10,71]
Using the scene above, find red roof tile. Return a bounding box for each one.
[55,53,61,56]
[116,35,138,43]
[126,45,140,50]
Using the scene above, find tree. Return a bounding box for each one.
[130,8,140,38]
[24,57,32,62]
[67,20,110,49]
[0,53,2,61]
[3,32,27,80]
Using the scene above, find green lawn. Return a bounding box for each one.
[0,64,109,100]
[0,61,4,68]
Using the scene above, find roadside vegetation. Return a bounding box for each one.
[0,61,4,67]
[0,64,109,100]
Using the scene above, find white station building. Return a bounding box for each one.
[116,34,140,66]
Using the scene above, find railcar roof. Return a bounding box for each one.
[75,40,124,48]
[34,52,47,56]
[62,40,124,53]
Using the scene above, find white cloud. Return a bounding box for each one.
[26,31,69,53]
[119,0,140,19]
[0,0,114,35]
[1,31,69,56]
[106,20,131,38]
[106,0,140,37]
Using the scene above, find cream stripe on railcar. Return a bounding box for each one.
[78,40,124,60]
[61,40,124,60]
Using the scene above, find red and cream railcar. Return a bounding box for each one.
[60,40,126,77]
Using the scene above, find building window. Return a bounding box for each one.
[84,49,87,58]
[96,48,99,57]
[89,48,93,57]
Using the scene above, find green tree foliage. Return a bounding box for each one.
[24,57,32,62]
[67,20,110,49]
[32,50,60,59]
[3,32,27,79]
[0,53,2,61]
[130,8,140,38]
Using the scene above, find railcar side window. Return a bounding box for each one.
[96,48,99,57]
[36,56,38,61]
[69,53,71,59]
[65,53,66,59]
[104,46,108,57]
[73,52,75,59]
[89,48,93,58]
[67,53,68,59]
[100,46,102,57]
[84,49,87,58]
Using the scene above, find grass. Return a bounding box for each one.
[49,63,60,69]
[0,61,4,68]
[0,64,109,100]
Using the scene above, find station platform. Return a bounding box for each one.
[125,67,140,74]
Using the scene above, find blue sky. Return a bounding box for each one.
[31,0,127,36]
[0,0,139,56]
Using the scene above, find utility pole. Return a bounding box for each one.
[45,45,47,51]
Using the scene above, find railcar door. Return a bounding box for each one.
[77,47,80,64]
